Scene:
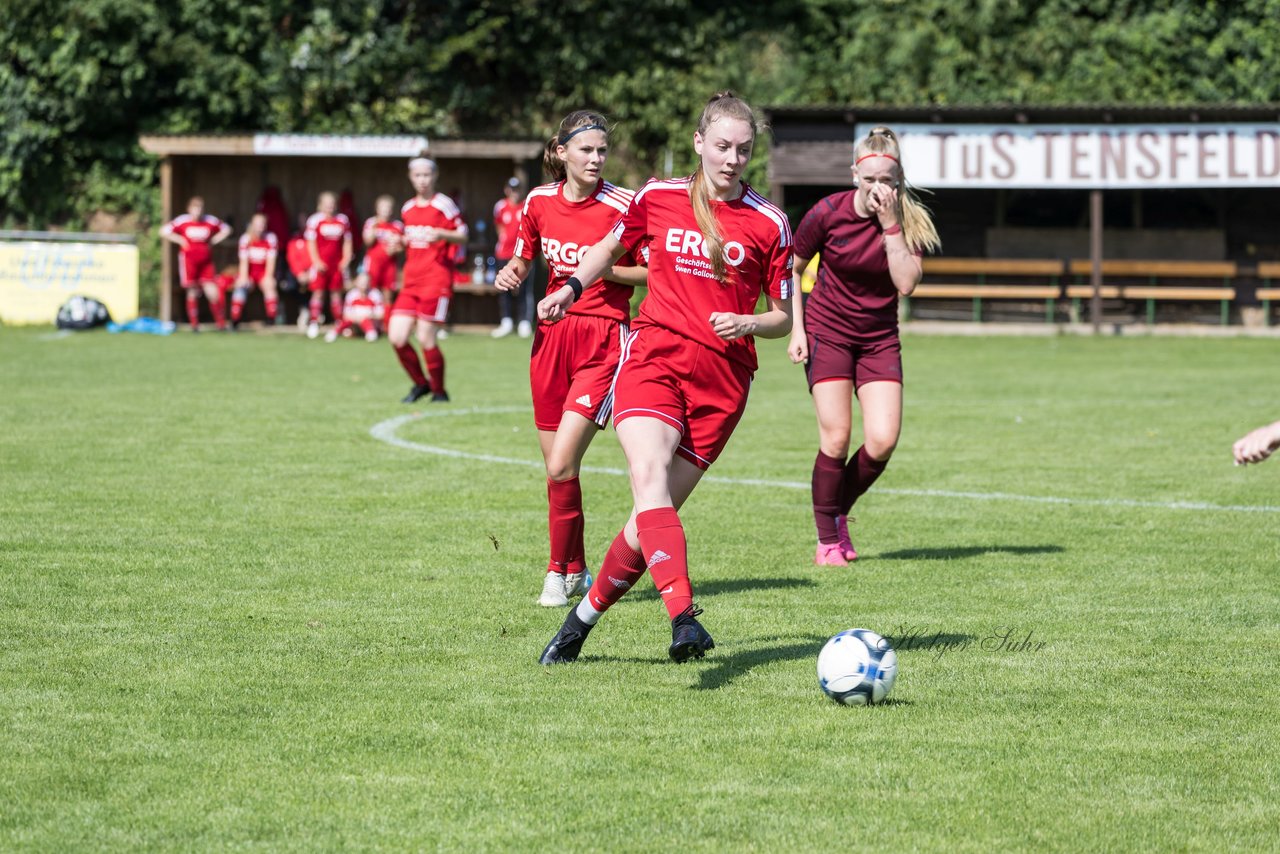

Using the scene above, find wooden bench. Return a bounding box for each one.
[1066,259,1237,325]
[1256,262,1280,325]
[910,258,1065,322]
[449,281,502,325]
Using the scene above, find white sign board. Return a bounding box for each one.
[856,124,1280,189]
[252,134,430,157]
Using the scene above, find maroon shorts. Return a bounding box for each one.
[313,264,346,292]
[806,334,902,391]
[530,314,629,432]
[391,289,449,323]
[180,253,215,287]
[612,325,752,470]
[364,254,397,292]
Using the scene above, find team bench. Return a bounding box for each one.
[1257,262,1280,326]
[1065,260,1237,326]
[908,258,1065,323]
[449,280,502,325]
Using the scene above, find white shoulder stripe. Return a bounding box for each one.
[743,189,793,247]
[431,194,461,218]
[634,177,690,203]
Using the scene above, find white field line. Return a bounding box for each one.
[370,409,1280,515]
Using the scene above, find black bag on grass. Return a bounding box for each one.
[56,295,112,330]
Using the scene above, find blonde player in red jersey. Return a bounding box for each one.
[538,92,794,665]
[494,111,648,608]
[389,158,468,403]
[359,195,405,299]
[230,212,280,329]
[161,196,232,331]
[305,192,353,338]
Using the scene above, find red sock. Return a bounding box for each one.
[329,294,343,324]
[230,294,245,322]
[334,320,352,336]
[839,446,889,514]
[422,346,445,395]
[185,294,199,328]
[211,295,226,329]
[265,297,278,321]
[547,477,583,571]
[309,294,323,323]
[583,530,648,612]
[812,451,845,544]
[394,343,428,386]
[359,318,375,336]
[637,507,692,619]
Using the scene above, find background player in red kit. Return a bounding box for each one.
[788,127,940,565]
[325,278,385,343]
[537,92,793,665]
[491,177,533,339]
[494,111,648,608]
[161,196,232,331]
[360,195,404,299]
[389,157,468,403]
[305,191,353,338]
[231,212,279,329]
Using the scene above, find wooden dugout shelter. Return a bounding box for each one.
[765,104,1280,328]
[139,133,543,323]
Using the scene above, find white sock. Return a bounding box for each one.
[575,598,603,626]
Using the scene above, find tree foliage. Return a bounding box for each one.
[3,0,1279,226]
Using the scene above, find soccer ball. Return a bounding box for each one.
[817,628,897,705]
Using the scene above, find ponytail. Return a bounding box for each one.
[543,136,566,182]
[854,126,941,255]
[691,91,761,284]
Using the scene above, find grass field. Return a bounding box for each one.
[3,325,1279,851]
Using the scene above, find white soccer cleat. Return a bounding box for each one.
[517,319,532,338]
[324,328,339,343]
[491,318,514,338]
[306,322,320,339]
[365,329,378,342]
[538,571,569,607]
[564,569,592,599]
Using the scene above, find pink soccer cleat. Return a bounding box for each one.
[815,542,849,566]
[836,515,858,562]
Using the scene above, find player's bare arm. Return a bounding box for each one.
[788,253,811,363]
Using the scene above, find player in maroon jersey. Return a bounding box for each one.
[305,192,353,338]
[537,92,793,665]
[230,212,280,329]
[160,196,232,331]
[389,158,468,402]
[359,195,405,300]
[788,127,941,565]
[494,111,648,608]
[491,177,533,338]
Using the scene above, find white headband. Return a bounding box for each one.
[408,157,437,171]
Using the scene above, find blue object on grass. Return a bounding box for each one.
[107,317,177,335]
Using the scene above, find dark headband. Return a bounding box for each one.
[558,124,607,146]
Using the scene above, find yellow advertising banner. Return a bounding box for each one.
[0,240,139,325]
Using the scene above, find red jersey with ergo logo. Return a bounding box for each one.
[515,180,638,324]
[611,177,793,372]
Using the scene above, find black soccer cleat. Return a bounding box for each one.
[429,391,450,403]
[669,604,715,663]
[539,609,593,665]
[401,383,431,403]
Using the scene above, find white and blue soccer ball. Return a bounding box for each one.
[817,628,898,705]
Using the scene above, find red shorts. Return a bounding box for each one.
[391,289,449,323]
[806,334,902,390]
[363,254,398,292]
[612,325,752,470]
[180,253,215,286]
[313,264,346,292]
[530,314,629,432]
